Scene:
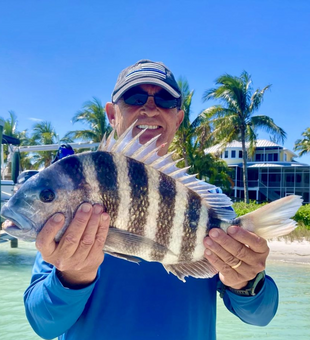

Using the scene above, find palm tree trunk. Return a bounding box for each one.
[182,136,189,167]
[241,129,249,203]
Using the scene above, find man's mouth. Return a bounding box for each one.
[137,125,160,130]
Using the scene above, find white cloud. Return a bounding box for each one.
[28,117,43,122]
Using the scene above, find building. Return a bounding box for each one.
[205,140,310,203]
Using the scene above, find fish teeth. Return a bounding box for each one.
[137,125,159,130]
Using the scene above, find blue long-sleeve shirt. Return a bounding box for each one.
[24,253,278,340]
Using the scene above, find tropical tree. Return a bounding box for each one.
[294,127,310,157]
[2,111,33,172]
[30,121,58,168]
[170,78,232,192]
[202,71,286,203]
[65,97,112,143]
[2,111,19,163]
[170,78,195,167]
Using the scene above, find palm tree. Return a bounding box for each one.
[2,111,34,173]
[202,71,286,203]
[30,121,58,168]
[14,130,34,171]
[2,111,19,162]
[170,78,195,167]
[170,78,232,192]
[294,127,310,157]
[65,97,112,142]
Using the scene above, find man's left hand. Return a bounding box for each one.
[203,226,269,289]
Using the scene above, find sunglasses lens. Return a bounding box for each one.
[122,88,180,109]
[154,96,178,109]
[123,93,148,106]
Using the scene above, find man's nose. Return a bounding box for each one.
[142,96,159,116]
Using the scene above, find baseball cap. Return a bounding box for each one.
[112,59,182,103]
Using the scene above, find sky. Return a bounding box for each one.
[1,0,310,164]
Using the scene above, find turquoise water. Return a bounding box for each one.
[0,241,309,340]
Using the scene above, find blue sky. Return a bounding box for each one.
[1,0,310,163]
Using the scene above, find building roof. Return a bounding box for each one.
[204,139,297,157]
[230,161,310,168]
[205,139,282,153]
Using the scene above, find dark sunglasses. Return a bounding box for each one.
[121,88,181,109]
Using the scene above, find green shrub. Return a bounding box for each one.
[294,204,310,230]
[233,201,310,231]
[233,201,268,217]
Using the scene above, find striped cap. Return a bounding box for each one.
[112,59,182,103]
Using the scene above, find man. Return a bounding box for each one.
[24,60,278,340]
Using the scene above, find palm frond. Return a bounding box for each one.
[70,97,111,142]
[249,85,272,112]
[250,115,286,144]
[294,127,310,156]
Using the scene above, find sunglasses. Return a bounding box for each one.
[121,88,181,109]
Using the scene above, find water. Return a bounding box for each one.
[0,241,309,340]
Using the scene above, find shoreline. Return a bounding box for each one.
[1,235,310,265]
[267,238,310,265]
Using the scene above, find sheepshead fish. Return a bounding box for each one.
[1,123,303,281]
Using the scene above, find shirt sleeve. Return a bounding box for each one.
[222,275,279,326]
[24,252,98,339]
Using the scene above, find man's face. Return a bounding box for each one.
[106,84,184,156]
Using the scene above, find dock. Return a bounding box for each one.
[0,231,18,247]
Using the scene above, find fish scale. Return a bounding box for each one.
[152,172,176,261]
[0,121,304,282]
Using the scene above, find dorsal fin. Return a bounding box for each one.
[98,122,234,218]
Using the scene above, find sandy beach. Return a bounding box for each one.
[267,238,310,265]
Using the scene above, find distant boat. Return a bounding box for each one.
[1,179,14,201]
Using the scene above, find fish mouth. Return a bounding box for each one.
[1,206,37,241]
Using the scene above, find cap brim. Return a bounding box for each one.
[112,77,181,103]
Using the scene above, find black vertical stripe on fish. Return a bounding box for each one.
[179,191,202,262]
[91,152,120,225]
[151,173,176,261]
[59,155,87,190]
[127,158,149,236]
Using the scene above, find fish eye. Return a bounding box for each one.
[39,189,56,203]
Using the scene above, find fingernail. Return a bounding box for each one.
[205,249,212,256]
[53,213,64,223]
[228,226,238,235]
[79,204,91,213]
[101,213,109,221]
[205,238,213,246]
[210,229,219,238]
[93,205,103,214]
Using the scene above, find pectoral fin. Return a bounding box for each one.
[104,227,178,261]
[105,251,141,264]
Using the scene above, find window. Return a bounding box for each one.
[267,153,279,161]
[224,150,228,158]
[239,150,242,158]
[231,150,236,158]
[255,154,262,161]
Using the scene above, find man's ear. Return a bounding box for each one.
[176,109,184,129]
[106,102,116,127]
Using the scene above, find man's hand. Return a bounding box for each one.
[203,226,269,289]
[36,203,110,289]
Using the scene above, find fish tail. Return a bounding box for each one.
[235,195,303,239]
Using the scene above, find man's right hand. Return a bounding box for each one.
[35,203,110,289]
